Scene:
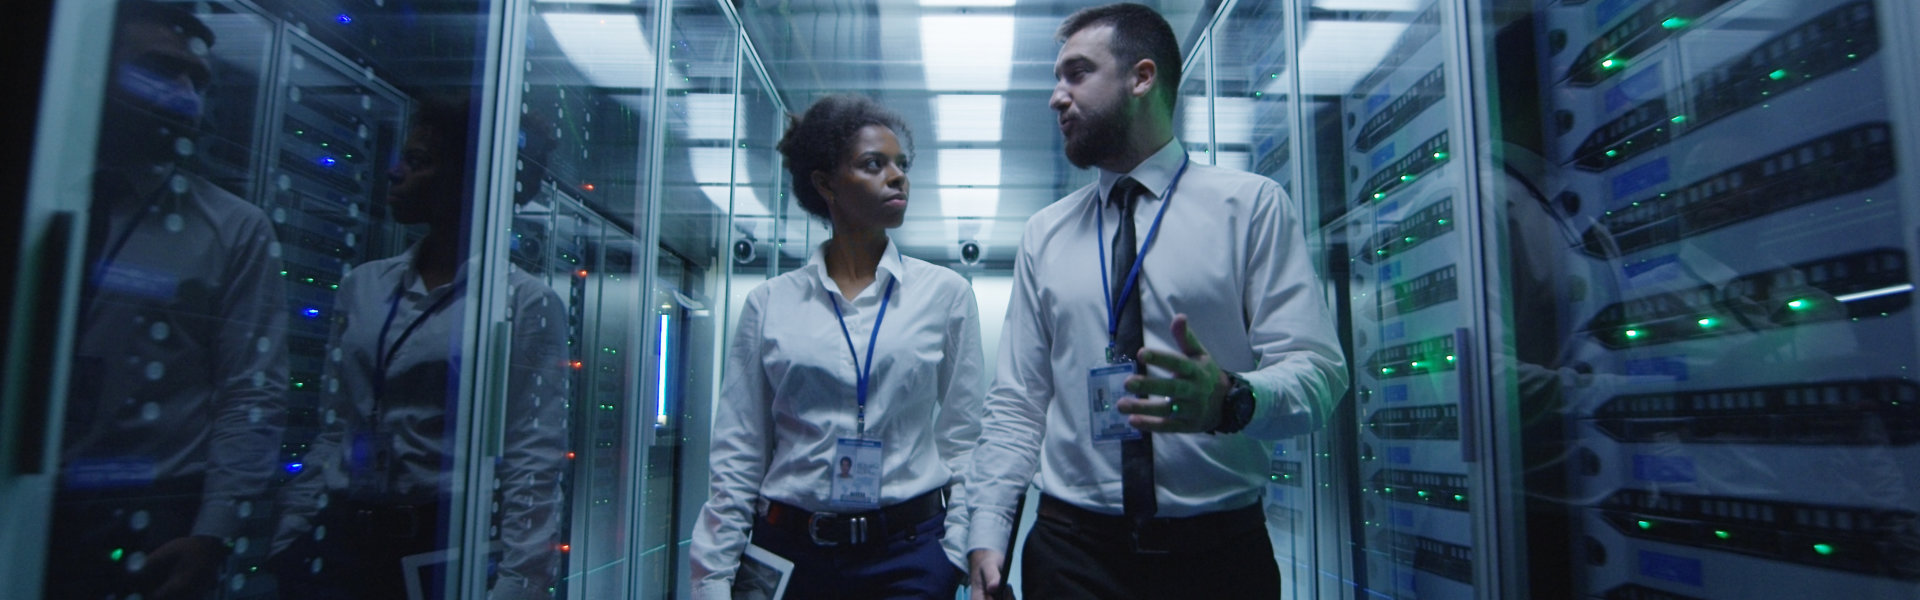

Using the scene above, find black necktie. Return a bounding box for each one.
[1111,177,1157,521]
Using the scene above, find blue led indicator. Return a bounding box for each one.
[336,14,353,24]
[286,462,304,473]
[302,307,322,319]
[319,156,338,167]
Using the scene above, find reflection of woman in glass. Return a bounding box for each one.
[272,96,568,600]
[691,94,985,599]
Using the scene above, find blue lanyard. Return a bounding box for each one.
[1096,158,1190,362]
[830,277,896,437]
[374,277,463,401]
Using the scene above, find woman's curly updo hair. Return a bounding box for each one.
[777,94,913,220]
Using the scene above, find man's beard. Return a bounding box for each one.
[1062,95,1132,169]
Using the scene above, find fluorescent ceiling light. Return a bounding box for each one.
[938,187,1000,218]
[1297,20,1407,96]
[1312,0,1425,10]
[686,93,737,141]
[701,186,771,218]
[937,149,1001,186]
[542,13,656,89]
[935,95,1004,142]
[1214,97,1254,146]
[921,15,1014,91]
[921,0,1015,6]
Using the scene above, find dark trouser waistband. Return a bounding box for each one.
[762,487,947,547]
[1036,494,1264,554]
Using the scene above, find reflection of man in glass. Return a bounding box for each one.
[48,2,289,599]
[271,94,568,600]
[839,456,854,478]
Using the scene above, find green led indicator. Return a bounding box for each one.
[330,284,339,290]
[1770,69,1789,80]
[1381,367,1395,375]
[1698,318,1718,328]
[1847,53,1858,59]
[1437,219,1449,225]
[110,548,125,562]
[1637,520,1653,530]
[1445,355,1456,362]
[1661,17,1691,29]
[1814,543,1834,555]
[1788,299,1810,311]
[1624,329,1642,339]
[1714,530,1731,539]
[293,381,304,389]
[1601,58,1620,69]
[1670,115,1687,124]
[1271,73,1280,79]
[1453,494,1465,502]
[1417,490,1430,498]
[1377,249,1388,255]
[1253,92,1263,98]
[280,270,289,276]
[1404,236,1416,243]
[1410,361,1425,369]
[1400,174,1416,182]
[1605,149,1619,158]
[1433,152,1448,160]
[1383,487,1393,493]
[1374,192,1387,200]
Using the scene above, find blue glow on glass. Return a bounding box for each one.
[302,307,322,319]
[286,462,304,473]
[336,14,353,24]
[318,156,338,167]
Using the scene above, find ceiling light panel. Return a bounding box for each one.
[935,95,1004,142]
[938,187,1001,218]
[1297,20,1407,96]
[921,15,1015,92]
[685,93,737,141]
[541,13,656,89]
[936,149,1002,186]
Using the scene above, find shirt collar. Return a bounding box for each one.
[1096,138,1188,205]
[393,241,472,296]
[804,236,907,299]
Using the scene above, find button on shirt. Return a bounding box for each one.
[967,139,1348,555]
[691,240,985,599]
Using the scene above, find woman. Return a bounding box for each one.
[273,96,568,600]
[690,94,984,599]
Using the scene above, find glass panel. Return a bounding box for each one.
[1295,0,1481,597]
[42,0,526,597]
[1479,0,1920,597]
[512,1,663,597]
[1216,2,1310,597]
[651,2,738,598]
[1179,38,1215,165]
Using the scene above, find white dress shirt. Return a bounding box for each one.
[65,171,288,541]
[690,239,985,599]
[277,243,569,597]
[966,139,1348,555]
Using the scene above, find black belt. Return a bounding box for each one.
[1037,494,1264,554]
[762,487,947,547]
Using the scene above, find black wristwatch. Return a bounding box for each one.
[1210,373,1255,434]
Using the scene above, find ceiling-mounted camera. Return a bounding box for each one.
[959,240,981,266]
[732,238,757,264]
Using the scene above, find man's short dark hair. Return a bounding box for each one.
[116,0,217,47]
[1057,3,1181,114]
[777,93,913,220]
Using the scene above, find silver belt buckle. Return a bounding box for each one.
[809,511,870,546]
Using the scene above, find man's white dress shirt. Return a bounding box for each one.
[967,139,1348,555]
[691,239,985,599]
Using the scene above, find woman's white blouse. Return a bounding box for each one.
[690,240,985,598]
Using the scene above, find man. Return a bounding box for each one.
[49,2,288,599]
[966,4,1346,599]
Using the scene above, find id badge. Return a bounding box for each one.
[1088,364,1141,442]
[830,437,883,509]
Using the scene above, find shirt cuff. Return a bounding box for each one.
[192,498,243,540]
[966,511,1016,556]
[690,580,734,600]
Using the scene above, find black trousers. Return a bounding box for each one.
[1019,500,1280,600]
